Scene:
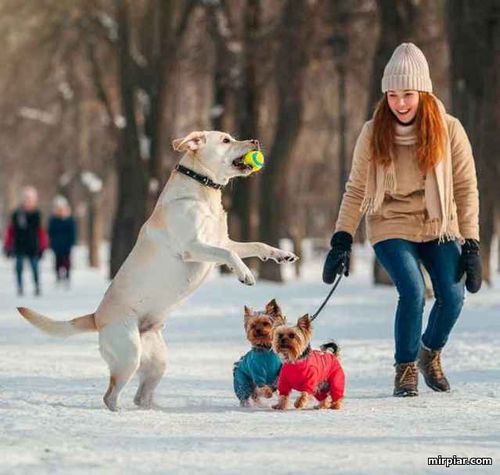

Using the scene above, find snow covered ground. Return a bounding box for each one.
[1,244,499,474]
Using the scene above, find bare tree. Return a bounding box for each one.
[103,0,200,276]
[259,0,318,281]
[206,0,266,272]
[447,0,500,284]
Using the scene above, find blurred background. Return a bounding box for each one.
[0,0,498,284]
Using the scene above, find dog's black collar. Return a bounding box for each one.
[175,164,224,190]
[298,345,312,360]
[252,345,273,352]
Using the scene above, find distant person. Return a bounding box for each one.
[322,43,481,398]
[3,186,48,296]
[48,196,77,286]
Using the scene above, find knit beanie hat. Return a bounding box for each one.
[381,43,432,93]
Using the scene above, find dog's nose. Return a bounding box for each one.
[250,139,260,149]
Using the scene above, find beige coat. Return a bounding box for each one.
[335,114,480,244]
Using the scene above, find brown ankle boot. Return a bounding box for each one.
[393,362,418,397]
[418,345,450,392]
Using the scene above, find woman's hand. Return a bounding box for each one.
[322,231,353,283]
[457,239,482,293]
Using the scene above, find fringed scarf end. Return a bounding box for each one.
[425,218,460,244]
[360,197,374,214]
[360,196,384,215]
[384,168,397,194]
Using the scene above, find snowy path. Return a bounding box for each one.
[1,246,499,474]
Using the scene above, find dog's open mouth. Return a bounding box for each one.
[232,154,254,172]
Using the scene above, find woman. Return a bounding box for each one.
[48,196,77,285]
[322,43,482,397]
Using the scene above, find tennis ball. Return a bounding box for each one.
[243,150,264,172]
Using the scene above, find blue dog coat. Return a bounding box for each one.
[233,347,282,401]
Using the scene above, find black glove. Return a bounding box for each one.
[322,231,353,283]
[3,248,14,258]
[457,239,482,293]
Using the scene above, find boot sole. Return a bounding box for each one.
[393,390,418,397]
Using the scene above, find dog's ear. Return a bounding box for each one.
[244,305,254,328]
[265,299,283,322]
[297,314,311,334]
[172,131,206,152]
[273,313,286,327]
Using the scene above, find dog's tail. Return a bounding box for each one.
[17,307,97,337]
[320,340,340,356]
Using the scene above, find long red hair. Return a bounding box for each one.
[369,92,446,174]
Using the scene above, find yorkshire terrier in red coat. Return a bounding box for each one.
[272,314,345,410]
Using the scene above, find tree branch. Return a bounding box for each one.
[85,37,117,132]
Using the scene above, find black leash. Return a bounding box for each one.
[310,265,345,322]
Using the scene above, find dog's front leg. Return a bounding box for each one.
[315,397,331,410]
[272,394,290,410]
[294,392,310,409]
[184,241,255,285]
[331,399,343,410]
[227,241,298,263]
[254,385,274,399]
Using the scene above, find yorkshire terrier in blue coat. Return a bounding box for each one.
[233,299,285,407]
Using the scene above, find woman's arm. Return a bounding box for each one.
[334,121,372,236]
[450,118,480,241]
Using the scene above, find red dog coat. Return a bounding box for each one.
[277,349,345,402]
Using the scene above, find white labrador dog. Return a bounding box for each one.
[18,131,297,411]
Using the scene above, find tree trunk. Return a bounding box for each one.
[447,0,500,285]
[368,0,417,286]
[259,0,312,281]
[87,192,101,268]
[231,0,261,244]
[110,148,147,277]
[110,0,148,278]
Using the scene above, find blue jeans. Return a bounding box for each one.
[15,255,40,293]
[373,239,465,364]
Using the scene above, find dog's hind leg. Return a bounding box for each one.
[134,329,167,409]
[99,319,141,412]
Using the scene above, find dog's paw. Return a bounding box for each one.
[315,400,331,410]
[238,270,256,286]
[331,400,343,410]
[272,403,286,410]
[255,386,273,399]
[269,249,299,264]
[294,394,309,409]
[103,396,120,412]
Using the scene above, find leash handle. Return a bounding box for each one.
[310,264,345,322]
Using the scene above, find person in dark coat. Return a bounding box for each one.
[48,196,77,285]
[3,186,48,296]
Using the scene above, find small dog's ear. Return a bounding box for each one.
[273,314,286,327]
[172,131,206,152]
[297,314,311,333]
[244,305,253,327]
[265,299,283,321]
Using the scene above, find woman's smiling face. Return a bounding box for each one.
[386,90,420,124]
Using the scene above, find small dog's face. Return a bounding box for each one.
[172,131,259,182]
[244,299,285,347]
[273,315,312,362]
